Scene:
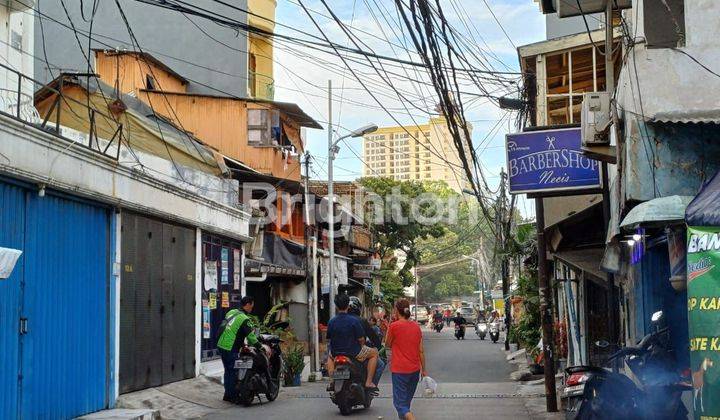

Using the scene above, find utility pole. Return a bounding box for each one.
[327,79,336,318]
[535,198,558,412]
[303,152,318,374]
[605,0,614,94]
[499,170,511,352]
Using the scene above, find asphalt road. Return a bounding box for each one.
[203,323,530,419]
[381,322,513,384]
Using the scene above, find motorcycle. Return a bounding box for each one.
[234,334,283,406]
[433,320,444,332]
[329,355,375,416]
[489,322,500,343]
[475,322,487,340]
[454,324,465,340]
[569,311,692,420]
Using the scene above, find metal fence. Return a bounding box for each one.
[0,61,123,160]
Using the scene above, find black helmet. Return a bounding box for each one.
[348,296,363,315]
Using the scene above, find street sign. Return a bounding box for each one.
[506,128,601,194]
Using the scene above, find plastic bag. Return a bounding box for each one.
[422,376,437,396]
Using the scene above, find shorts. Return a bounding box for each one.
[355,345,375,362]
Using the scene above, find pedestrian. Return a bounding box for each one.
[369,316,384,342]
[385,298,426,420]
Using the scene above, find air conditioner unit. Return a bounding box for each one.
[552,0,631,18]
[581,92,611,146]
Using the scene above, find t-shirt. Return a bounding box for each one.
[327,312,364,357]
[388,319,422,374]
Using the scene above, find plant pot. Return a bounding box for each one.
[292,373,301,386]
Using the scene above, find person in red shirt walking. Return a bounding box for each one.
[385,298,427,420]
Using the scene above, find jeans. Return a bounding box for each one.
[219,349,239,399]
[392,371,420,419]
[373,357,386,385]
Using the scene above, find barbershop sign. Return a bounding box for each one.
[506,128,600,194]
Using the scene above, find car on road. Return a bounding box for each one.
[410,305,429,324]
[457,306,476,325]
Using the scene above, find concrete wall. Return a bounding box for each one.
[34,0,249,97]
[622,121,720,202]
[616,0,720,120]
[545,12,601,39]
[0,113,251,241]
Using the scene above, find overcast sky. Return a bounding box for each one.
[272,0,545,217]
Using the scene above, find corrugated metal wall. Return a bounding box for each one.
[0,179,112,419]
[119,213,195,393]
[0,182,25,420]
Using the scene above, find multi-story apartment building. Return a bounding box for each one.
[361,116,471,192]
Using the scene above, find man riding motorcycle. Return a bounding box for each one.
[217,296,261,403]
[452,310,468,339]
[348,296,385,386]
[326,294,380,392]
[432,310,444,331]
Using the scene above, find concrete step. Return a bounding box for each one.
[75,408,159,420]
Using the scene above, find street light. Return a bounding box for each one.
[328,123,377,317]
[462,255,484,311]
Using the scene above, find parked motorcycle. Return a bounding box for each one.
[568,311,691,420]
[475,322,487,340]
[329,355,375,415]
[454,324,466,340]
[489,322,500,343]
[433,320,444,333]
[235,334,283,406]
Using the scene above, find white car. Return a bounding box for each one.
[410,305,429,324]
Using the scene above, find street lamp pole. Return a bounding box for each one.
[326,97,377,317]
[463,256,482,311]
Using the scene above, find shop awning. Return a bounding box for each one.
[686,170,720,226]
[619,195,694,230]
[554,248,607,281]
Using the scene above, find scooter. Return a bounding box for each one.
[329,355,375,416]
[489,322,500,343]
[475,322,487,340]
[569,311,691,420]
[234,334,283,406]
[454,324,465,340]
[433,320,444,332]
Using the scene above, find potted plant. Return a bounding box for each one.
[283,344,306,387]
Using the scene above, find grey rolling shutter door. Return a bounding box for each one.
[161,223,179,384]
[144,218,164,389]
[119,213,137,394]
[178,226,197,380]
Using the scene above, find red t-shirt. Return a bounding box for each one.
[388,319,422,374]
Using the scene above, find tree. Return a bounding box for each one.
[359,177,446,290]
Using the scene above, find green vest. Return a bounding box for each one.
[217,309,258,351]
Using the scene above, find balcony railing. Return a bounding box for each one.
[0,62,123,160]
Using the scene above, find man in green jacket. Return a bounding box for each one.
[218,296,260,402]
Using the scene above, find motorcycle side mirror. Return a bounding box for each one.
[651,311,663,323]
[595,340,610,348]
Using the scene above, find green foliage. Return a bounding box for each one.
[359,177,447,279]
[249,302,296,342]
[282,343,306,386]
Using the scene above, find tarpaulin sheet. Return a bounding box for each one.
[686,170,720,227]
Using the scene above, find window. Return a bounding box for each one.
[644,0,684,48]
[544,43,619,125]
[247,109,281,146]
[145,75,156,90]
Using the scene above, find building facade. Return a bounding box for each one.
[361,117,472,192]
[33,0,278,99]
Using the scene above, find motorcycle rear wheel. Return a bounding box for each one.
[266,377,280,401]
[238,389,255,406]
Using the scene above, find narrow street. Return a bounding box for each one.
[204,326,542,419]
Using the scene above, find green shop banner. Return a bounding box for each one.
[687,226,720,418]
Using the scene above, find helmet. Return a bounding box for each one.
[348,296,363,315]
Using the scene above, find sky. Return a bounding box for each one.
[272,0,546,218]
